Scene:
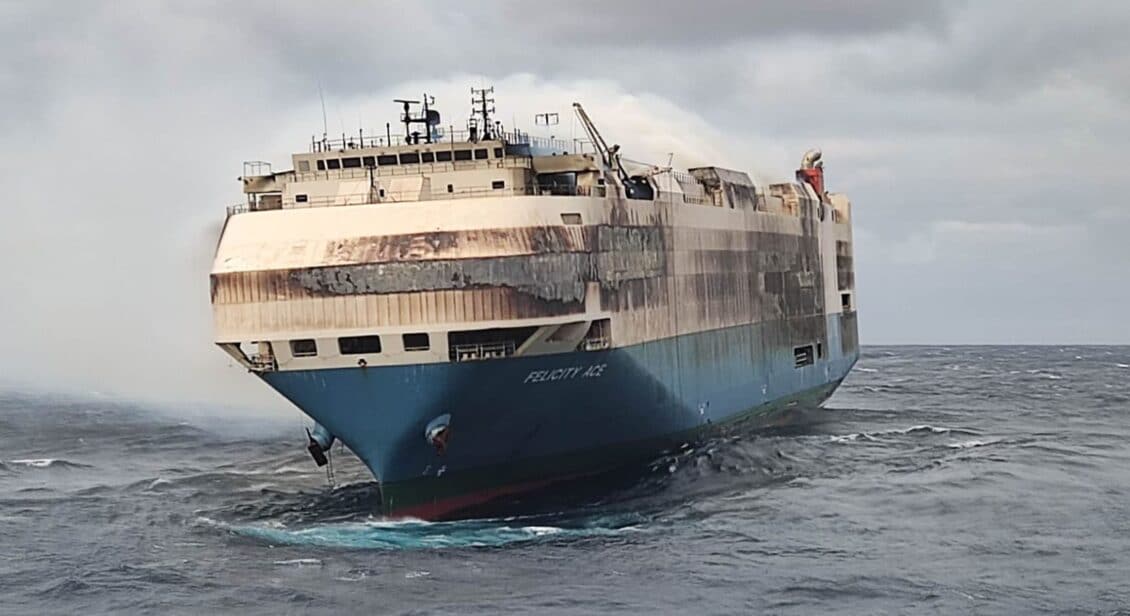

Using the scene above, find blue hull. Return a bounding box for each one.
[262,314,858,517]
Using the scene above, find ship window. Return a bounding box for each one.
[339,335,381,355]
[454,149,473,161]
[448,326,538,362]
[494,147,503,158]
[378,188,385,198]
[316,160,326,171]
[403,333,430,351]
[290,339,317,357]
[447,184,454,193]
[377,154,398,166]
[297,160,310,173]
[362,156,375,167]
[295,194,308,203]
[817,342,824,359]
[474,148,488,160]
[421,151,435,163]
[579,318,611,351]
[399,152,420,164]
[794,345,814,368]
[435,150,453,162]
[841,293,852,311]
[492,180,505,190]
[561,213,582,225]
[326,159,341,170]
[342,157,362,168]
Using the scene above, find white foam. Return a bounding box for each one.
[857,367,878,373]
[522,526,564,537]
[830,425,972,444]
[273,558,323,567]
[1117,363,1129,369]
[405,570,431,579]
[946,438,1002,449]
[9,459,56,468]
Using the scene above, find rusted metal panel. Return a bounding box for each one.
[213,287,583,339]
[320,226,591,266]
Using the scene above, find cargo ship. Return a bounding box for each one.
[210,89,859,519]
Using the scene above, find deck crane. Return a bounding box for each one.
[571,102,654,200]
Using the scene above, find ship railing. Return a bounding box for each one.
[226,203,250,217]
[581,336,610,351]
[247,354,277,372]
[450,341,517,362]
[310,129,571,153]
[226,183,606,214]
[292,157,534,183]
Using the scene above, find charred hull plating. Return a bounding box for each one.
[261,315,858,518]
[210,94,859,519]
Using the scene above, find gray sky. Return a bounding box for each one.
[1,1,1127,412]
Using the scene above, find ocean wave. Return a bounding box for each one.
[195,513,643,551]
[272,558,323,567]
[7,458,93,470]
[829,425,980,444]
[946,438,1003,449]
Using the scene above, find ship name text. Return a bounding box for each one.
[523,363,607,384]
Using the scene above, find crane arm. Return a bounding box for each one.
[572,102,629,183]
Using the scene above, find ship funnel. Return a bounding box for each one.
[800,149,822,170]
[797,148,827,201]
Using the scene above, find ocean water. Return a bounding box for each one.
[2,346,1128,615]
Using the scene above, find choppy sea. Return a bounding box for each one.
[2,346,1128,615]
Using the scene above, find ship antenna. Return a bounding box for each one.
[471,86,495,140]
[318,83,328,144]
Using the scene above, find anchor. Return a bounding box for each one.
[424,414,452,456]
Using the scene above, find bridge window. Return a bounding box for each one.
[297,160,310,173]
[435,150,453,162]
[339,335,381,355]
[326,159,341,170]
[492,180,505,190]
[362,156,375,167]
[342,157,362,168]
[421,152,435,163]
[290,339,317,357]
[377,154,398,166]
[399,152,420,164]
[474,148,488,160]
[316,160,326,171]
[494,147,503,158]
[403,333,430,351]
[454,149,473,161]
[295,194,308,203]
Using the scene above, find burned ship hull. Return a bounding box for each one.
[210,97,858,519]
